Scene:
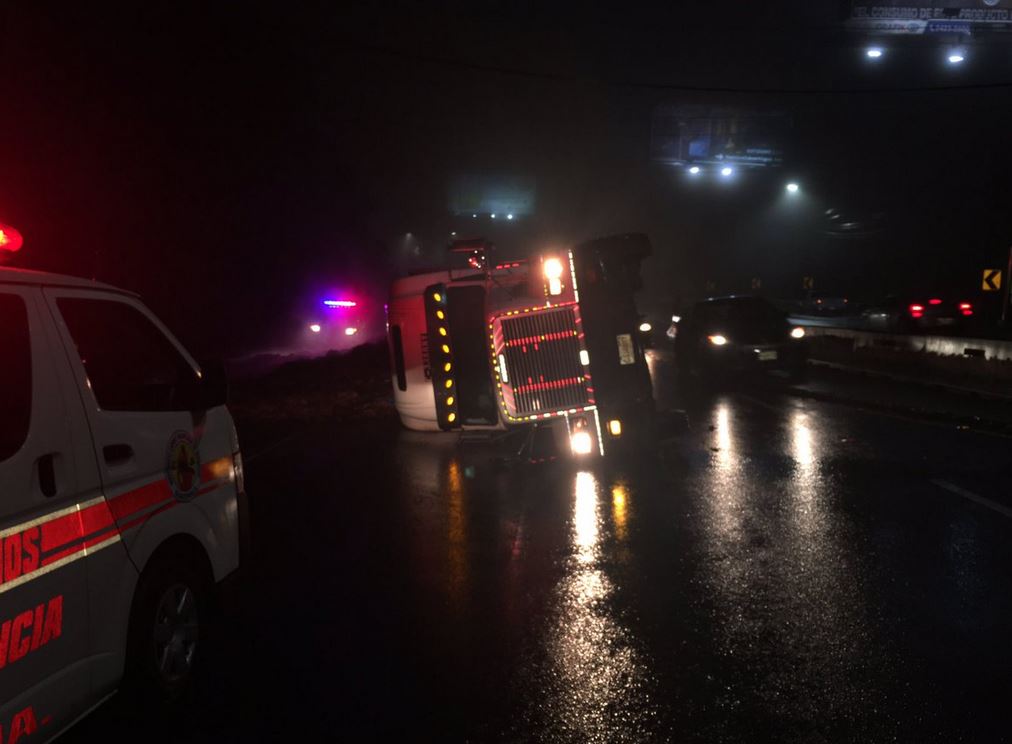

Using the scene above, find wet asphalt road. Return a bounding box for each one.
[71,352,1012,742]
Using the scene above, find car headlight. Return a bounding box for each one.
[790,327,805,339]
[638,321,652,333]
[707,334,728,346]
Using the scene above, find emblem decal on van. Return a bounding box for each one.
[166,431,201,501]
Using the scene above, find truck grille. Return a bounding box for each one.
[495,306,590,418]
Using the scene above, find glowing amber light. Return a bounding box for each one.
[206,456,233,480]
[441,344,450,353]
[436,309,445,319]
[439,327,448,336]
[608,419,622,436]
[447,412,456,423]
[445,379,453,389]
[433,292,443,302]
[446,396,455,406]
[444,362,452,372]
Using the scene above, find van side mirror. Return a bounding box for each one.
[199,359,229,409]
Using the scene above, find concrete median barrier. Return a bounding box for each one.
[789,323,1012,400]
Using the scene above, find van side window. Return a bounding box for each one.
[0,294,32,462]
[57,298,202,412]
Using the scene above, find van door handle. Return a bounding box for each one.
[38,454,58,498]
[103,444,134,465]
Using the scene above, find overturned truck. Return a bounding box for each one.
[387,233,655,458]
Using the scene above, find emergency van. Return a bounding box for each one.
[387,233,656,458]
[0,267,247,741]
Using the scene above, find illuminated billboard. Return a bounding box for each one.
[848,1,1012,33]
[448,174,536,217]
[650,105,790,169]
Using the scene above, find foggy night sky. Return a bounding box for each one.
[2,2,1010,355]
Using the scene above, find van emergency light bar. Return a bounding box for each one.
[323,300,357,308]
[0,224,24,255]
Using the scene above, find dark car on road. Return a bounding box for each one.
[673,296,808,382]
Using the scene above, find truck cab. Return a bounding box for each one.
[386,233,655,458]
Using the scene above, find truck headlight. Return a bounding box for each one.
[544,257,564,296]
[571,430,593,455]
[544,257,564,280]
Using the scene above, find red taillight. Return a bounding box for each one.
[909,304,924,318]
[959,302,973,316]
[928,298,943,305]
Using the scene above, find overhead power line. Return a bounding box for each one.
[347,42,1012,95]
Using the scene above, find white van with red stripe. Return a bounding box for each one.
[0,267,247,741]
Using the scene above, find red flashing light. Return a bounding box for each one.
[959,301,973,316]
[928,298,943,305]
[0,224,24,254]
[909,303,924,318]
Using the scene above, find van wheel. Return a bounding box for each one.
[127,551,211,703]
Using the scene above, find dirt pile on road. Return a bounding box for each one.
[228,342,395,423]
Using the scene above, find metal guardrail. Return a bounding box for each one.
[788,317,1012,362]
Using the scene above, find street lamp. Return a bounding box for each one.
[786,182,800,194]
[865,47,884,59]
[947,50,965,65]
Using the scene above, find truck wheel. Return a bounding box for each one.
[127,549,211,703]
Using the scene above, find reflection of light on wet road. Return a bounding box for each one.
[698,397,880,724]
[611,483,628,542]
[528,471,657,742]
[791,411,814,470]
[710,401,742,536]
[446,459,467,599]
[574,471,599,563]
[714,403,733,470]
[790,410,822,535]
